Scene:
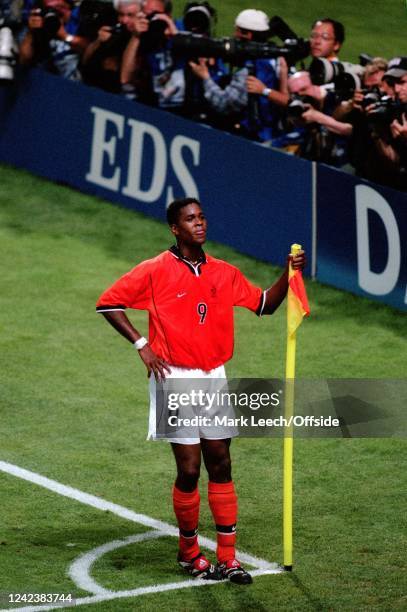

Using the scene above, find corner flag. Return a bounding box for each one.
[283,243,310,571]
[287,246,310,337]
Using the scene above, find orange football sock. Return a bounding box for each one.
[208,481,237,563]
[173,485,200,560]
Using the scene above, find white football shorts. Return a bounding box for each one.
[147,364,239,445]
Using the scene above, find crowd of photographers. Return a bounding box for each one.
[0,0,406,190]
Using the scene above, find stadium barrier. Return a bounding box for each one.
[0,69,405,310]
[317,167,406,311]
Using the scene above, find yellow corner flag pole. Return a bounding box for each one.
[283,243,310,571]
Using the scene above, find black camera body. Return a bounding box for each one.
[286,94,316,120]
[183,1,216,36]
[110,22,124,35]
[287,95,308,119]
[138,11,169,52]
[359,87,381,109]
[368,98,407,125]
[32,7,61,39]
[77,0,118,40]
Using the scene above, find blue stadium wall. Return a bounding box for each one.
[0,69,405,311]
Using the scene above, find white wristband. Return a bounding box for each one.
[262,87,272,98]
[134,337,148,350]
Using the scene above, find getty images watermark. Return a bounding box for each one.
[154,379,407,439]
[166,390,339,429]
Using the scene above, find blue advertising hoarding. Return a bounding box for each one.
[0,69,313,270]
[317,165,407,310]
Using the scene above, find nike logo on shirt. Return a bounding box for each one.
[177,292,187,298]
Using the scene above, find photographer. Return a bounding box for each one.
[283,70,352,165]
[334,57,388,120]
[188,9,289,142]
[368,57,407,189]
[19,0,88,80]
[175,1,228,122]
[80,0,141,92]
[120,0,182,107]
[309,18,344,62]
[332,56,405,188]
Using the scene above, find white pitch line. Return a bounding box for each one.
[0,460,276,570]
[1,568,283,612]
[0,460,284,612]
[68,531,166,595]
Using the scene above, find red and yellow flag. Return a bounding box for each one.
[287,246,310,337]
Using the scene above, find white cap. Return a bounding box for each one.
[235,9,269,32]
[113,0,140,10]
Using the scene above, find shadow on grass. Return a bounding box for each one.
[288,572,325,611]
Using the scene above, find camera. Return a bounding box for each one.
[308,57,364,101]
[368,97,407,124]
[359,87,381,109]
[359,53,374,67]
[138,11,169,52]
[183,1,216,36]
[172,32,309,65]
[0,25,17,81]
[171,14,309,65]
[78,0,118,40]
[110,22,124,35]
[31,3,62,39]
[309,58,363,88]
[286,94,315,119]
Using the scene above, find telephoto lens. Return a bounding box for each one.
[0,26,17,82]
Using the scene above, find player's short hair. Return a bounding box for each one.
[167,197,202,225]
[312,18,345,45]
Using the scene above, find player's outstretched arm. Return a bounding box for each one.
[262,251,306,315]
[101,311,171,380]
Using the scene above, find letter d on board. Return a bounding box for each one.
[355,185,401,296]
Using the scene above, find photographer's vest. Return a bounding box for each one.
[240,58,280,142]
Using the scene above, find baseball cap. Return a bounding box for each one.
[384,57,407,79]
[235,9,269,32]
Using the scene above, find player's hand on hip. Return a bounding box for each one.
[138,345,171,380]
[288,250,306,271]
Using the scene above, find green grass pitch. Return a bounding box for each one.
[1,4,407,609]
[0,163,406,611]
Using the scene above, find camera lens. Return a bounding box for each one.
[43,9,61,38]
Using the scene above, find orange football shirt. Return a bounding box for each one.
[96,247,264,371]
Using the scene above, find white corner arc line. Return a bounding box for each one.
[0,460,283,612]
[0,460,276,570]
[68,531,166,595]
